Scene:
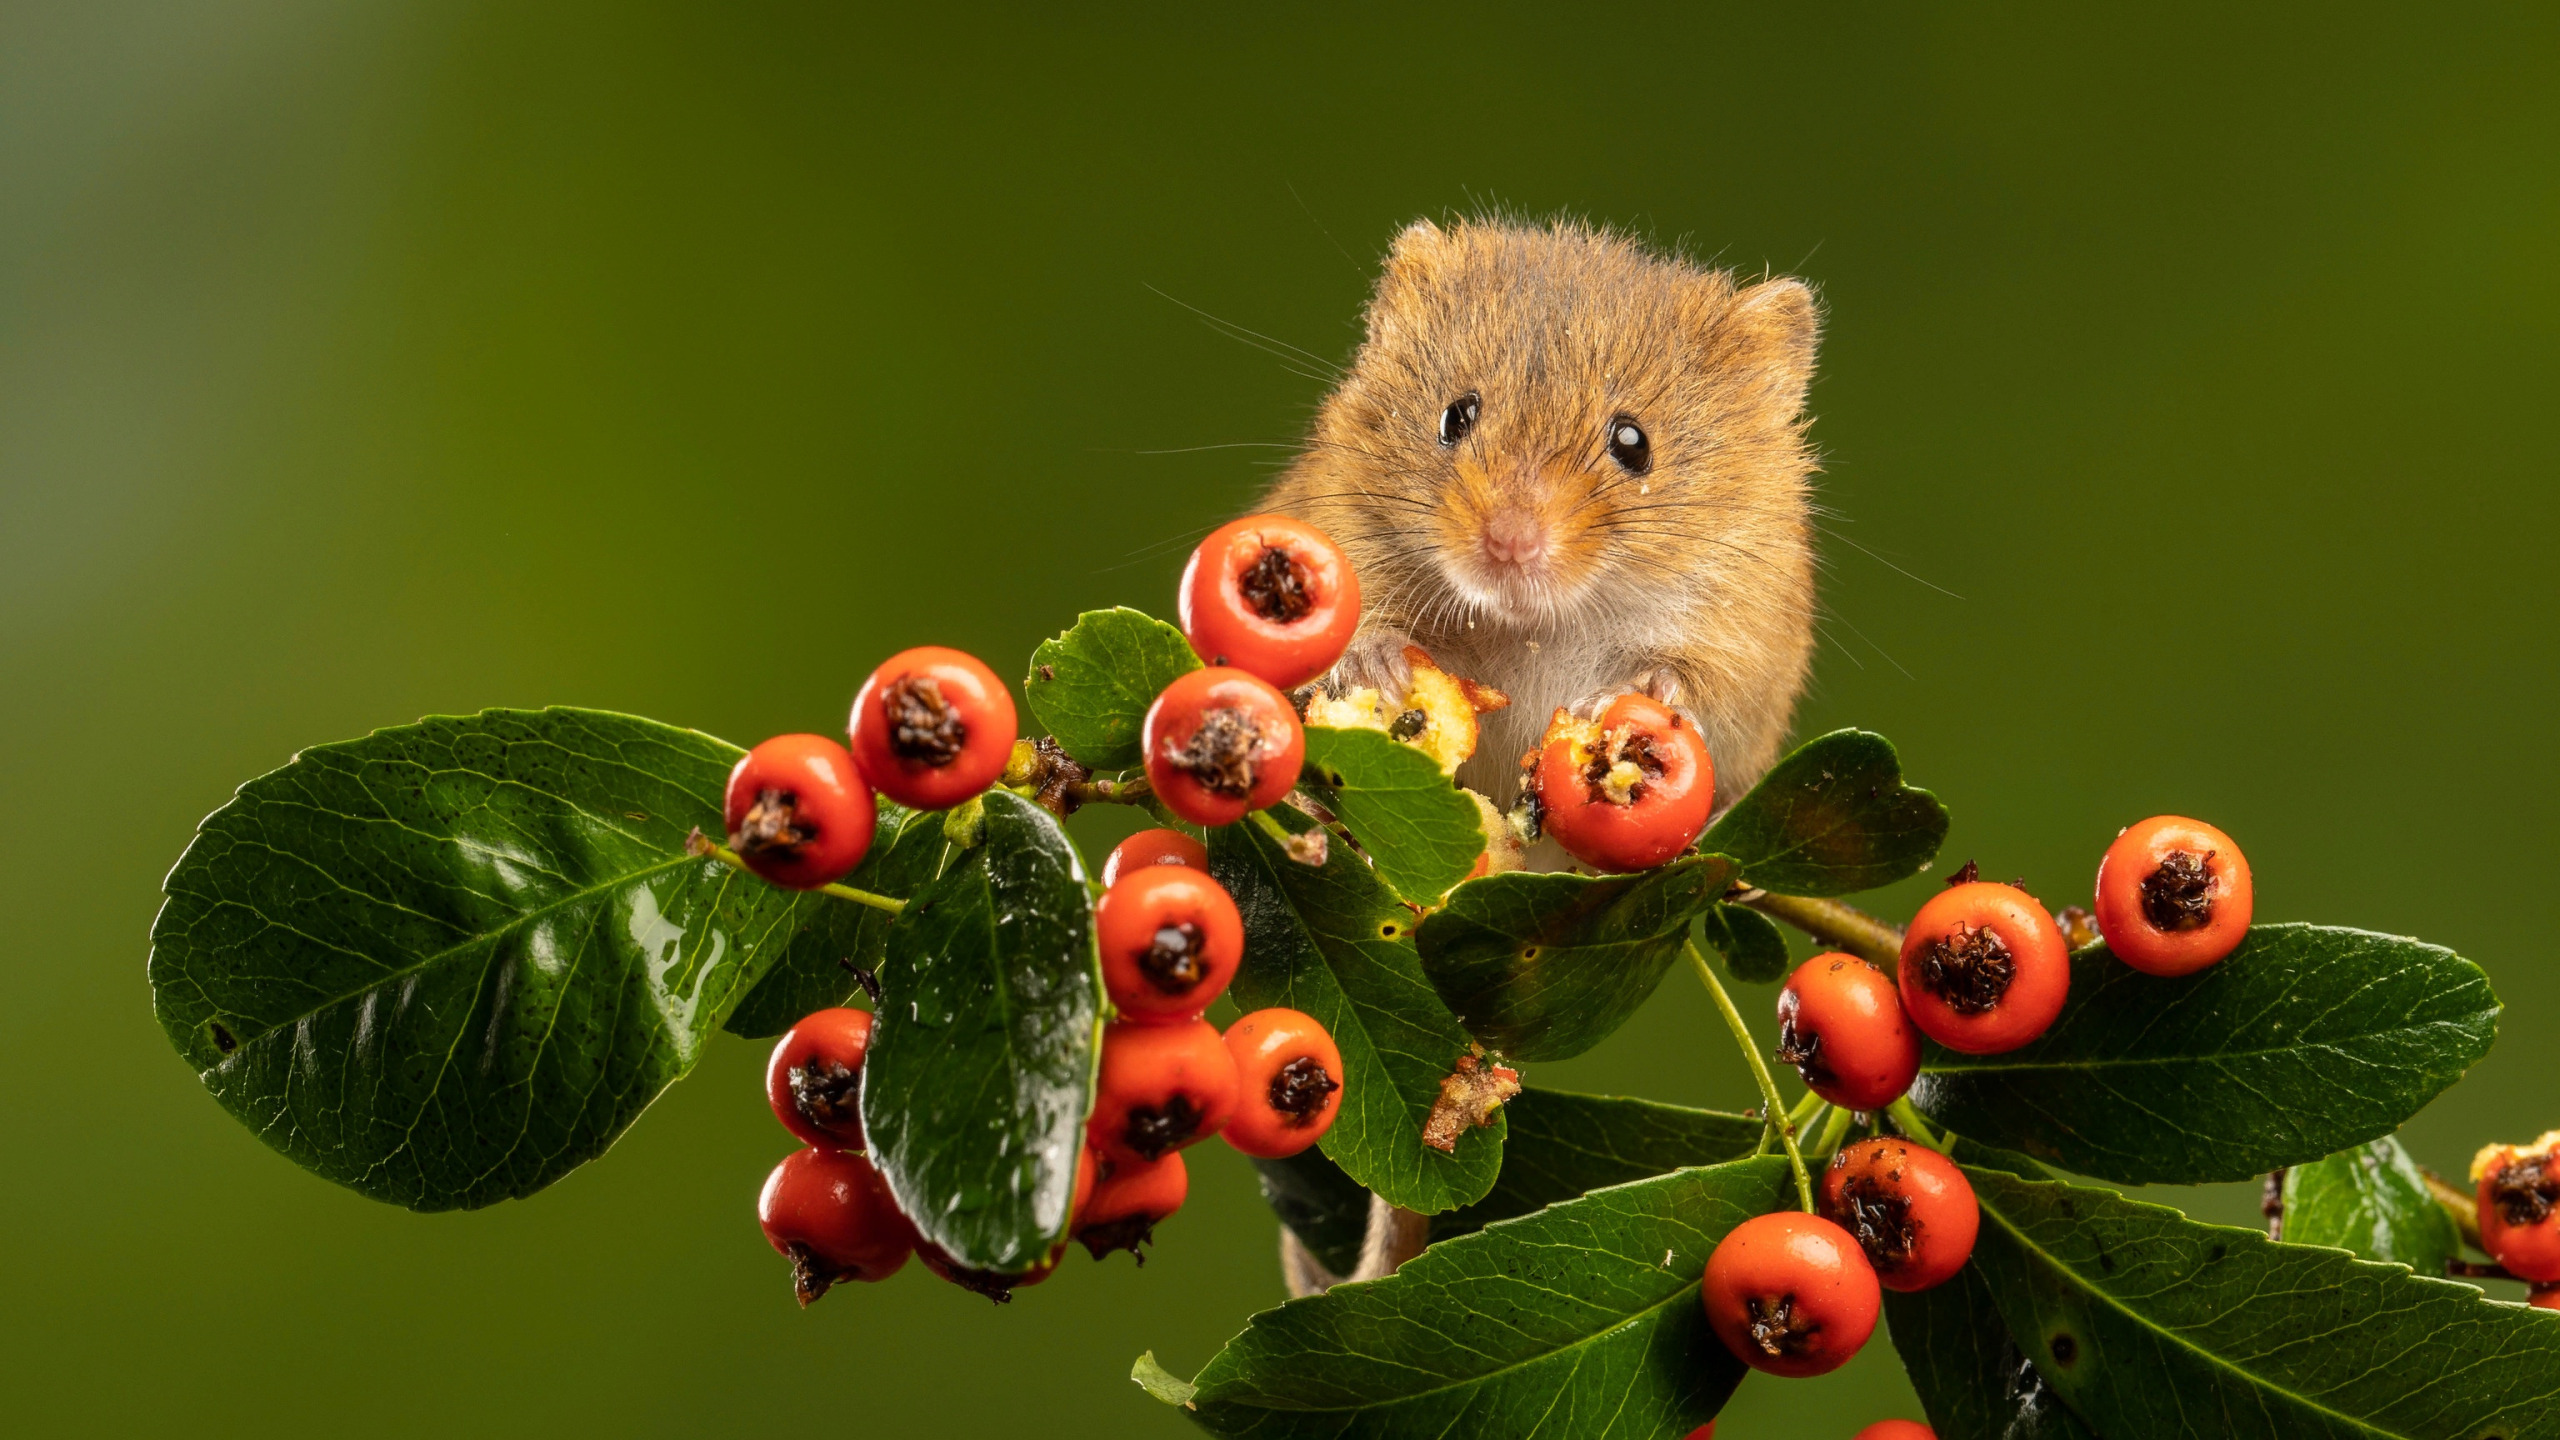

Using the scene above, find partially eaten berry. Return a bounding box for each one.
[2474,1131,2560,1283]
[2094,815,2254,976]
[848,646,1018,810]
[1531,695,1714,872]
[723,734,878,889]
[1178,514,1362,689]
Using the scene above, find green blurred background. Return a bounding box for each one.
[5,3,2554,1433]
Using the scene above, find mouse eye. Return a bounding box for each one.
[1438,392,1480,447]
[1606,414,1652,476]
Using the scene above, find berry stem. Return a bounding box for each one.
[2419,1165,2485,1251]
[1808,1102,1854,1163]
[1741,892,1904,971]
[687,830,907,915]
[1686,939,1814,1213]
[1885,1097,1946,1151]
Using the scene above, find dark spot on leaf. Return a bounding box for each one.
[2210,1243,2227,1263]
[1519,944,1540,962]
[2049,1332,2078,1365]
[1378,920,1401,940]
[207,1021,237,1056]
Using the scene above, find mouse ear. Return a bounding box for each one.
[1382,218,1449,283]
[1714,277,1822,418]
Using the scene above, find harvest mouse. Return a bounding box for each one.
[1263,216,1820,813]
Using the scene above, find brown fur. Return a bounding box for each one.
[1261,216,1820,809]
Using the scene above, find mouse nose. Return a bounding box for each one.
[1482,507,1549,568]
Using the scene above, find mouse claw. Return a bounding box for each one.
[1324,630,1416,699]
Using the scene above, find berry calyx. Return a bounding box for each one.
[1076,1151,1189,1262]
[1089,1019,1239,1164]
[757,1147,916,1305]
[764,1007,874,1150]
[1775,954,1920,1112]
[1178,514,1362,689]
[848,645,1018,810]
[1142,667,1306,827]
[1898,875,2071,1055]
[1819,1137,1979,1293]
[1100,827,1210,887]
[917,1240,1064,1304]
[1852,1423,1938,1440]
[1531,695,1714,872]
[1220,1007,1345,1158]
[1700,1210,1881,1377]
[1096,864,1243,1021]
[2094,815,2254,976]
[723,734,878,889]
[2474,1131,2560,1283]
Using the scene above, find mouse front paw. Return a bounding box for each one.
[1320,629,1417,700]
[1566,669,1698,728]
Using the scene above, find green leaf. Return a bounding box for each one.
[1133,1352,1199,1408]
[2283,1135,2462,1274]
[1249,1148,1374,1280]
[1212,803,1503,1214]
[1884,1263,2098,1440]
[1697,901,1791,983]
[149,707,823,1211]
[1024,607,1201,769]
[1181,1156,1791,1438]
[1299,724,1484,905]
[1697,728,1948,896]
[1911,924,2499,1184]
[864,791,1101,1272]
[721,800,953,1038]
[1433,1087,1760,1241]
[1413,854,1736,1062]
[1963,1165,2560,1440]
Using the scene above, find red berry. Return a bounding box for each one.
[1071,1143,1098,1226]
[1100,827,1210,887]
[1683,1426,1715,1440]
[1076,1150,1189,1261]
[1776,954,1920,1112]
[1178,514,1362,689]
[1220,1007,1345,1158]
[1089,1019,1238,1164]
[723,734,878,889]
[2094,815,2253,976]
[1700,1210,1881,1377]
[1820,1137,1979,1293]
[757,1147,915,1305]
[1898,879,2071,1055]
[1853,1423,1938,1440]
[1097,864,1243,1021]
[2475,1135,2560,1283]
[1141,666,1305,827]
[765,1007,873,1150]
[1533,695,1715,872]
[847,645,1017,810]
[2531,1285,2559,1312]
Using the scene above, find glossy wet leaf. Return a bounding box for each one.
[1433,1087,1759,1241]
[722,800,953,1038]
[1177,1157,1793,1438]
[1886,1262,2097,1440]
[1414,854,1735,1062]
[1300,724,1485,905]
[1024,607,1200,769]
[1250,1148,1374,1280]
[1910,925,2499,1184]
[864,791,1101,1272]
[1963,1165,2560,1439]
[1212,804,1502,1215]
[1697,901,1790,984]
[2283,1135,2462,1274]
[1697,728,1948,896]
[149,707,826,1210]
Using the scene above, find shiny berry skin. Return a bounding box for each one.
[1776,954,1920,1112]
[1820,1137,1979,1293]
[757,1147,915,1305]
[1076,1150,1189,1261]
[1700,1210,1881,1377]
[1220,1007,1345,1158]
[2094,815,2254,976]
[1101,827,1209,887]
[1852,1423,1938,1440]
[1142,666,1305,827]
[1097,864,1243,1021]
[848,645,1018,810]
[1534,695,1714,872]
[1898,880,2071,1055]
[2474,1135,2560,1283]
[1089,1019,1238,1164]
[1178,514,1362,689]
[723,734,878,889]
[765,1007,874,1150]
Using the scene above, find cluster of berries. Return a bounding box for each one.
[1704,815,2257,1379]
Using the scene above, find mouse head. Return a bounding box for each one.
[1279,217,1819,635]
